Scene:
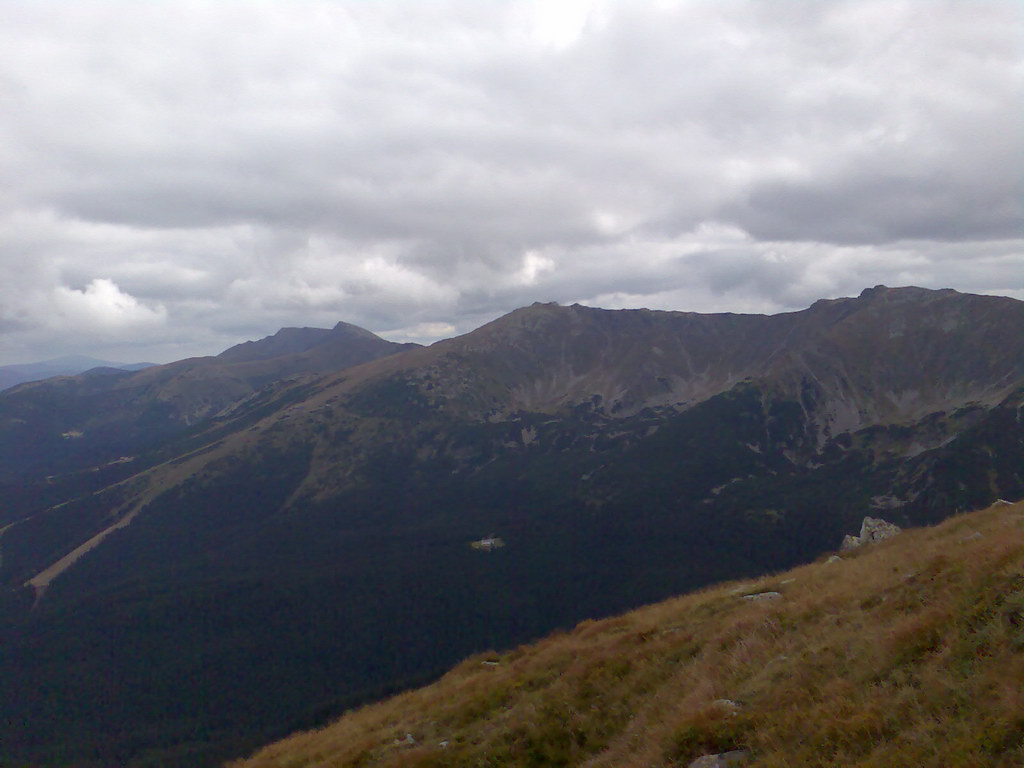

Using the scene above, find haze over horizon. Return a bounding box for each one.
[1,0,1021,365]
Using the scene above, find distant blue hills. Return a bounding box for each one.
[0,354,155,391]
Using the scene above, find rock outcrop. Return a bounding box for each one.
[841,516,902,551]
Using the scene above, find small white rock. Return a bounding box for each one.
[742,591,781,601]
[728,583,756,595]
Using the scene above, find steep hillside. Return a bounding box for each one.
[86,286,1018,517]
[343,285,1023,424]
[2,287,1024,767]
[233,500,1024,768]
[0,322,416,521]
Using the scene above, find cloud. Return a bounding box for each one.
[50,278,167,332]
[0,0,1021,363]
[384,321,458,343]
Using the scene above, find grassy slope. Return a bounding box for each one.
[231,500,1024,768]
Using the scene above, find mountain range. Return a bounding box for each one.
[0,354,154,392]
[2,286,1023,767]
[0,321,416,519]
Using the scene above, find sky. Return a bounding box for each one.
[0,0,1021,364]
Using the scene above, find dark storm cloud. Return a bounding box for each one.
[723,171,1024,245]
[0,0,1021,363]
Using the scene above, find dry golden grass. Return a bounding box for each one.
[229,501,1024,768]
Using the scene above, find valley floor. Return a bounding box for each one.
[231,500,1024,768]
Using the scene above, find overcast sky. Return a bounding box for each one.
[1,0,1021,364]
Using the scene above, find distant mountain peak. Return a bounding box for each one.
[859,283,891,297]
[857,284,959,301]
[331,320,382,339]
[217,320,391,363]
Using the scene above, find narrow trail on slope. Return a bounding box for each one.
[25,504,145,604]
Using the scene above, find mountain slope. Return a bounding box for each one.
[232,499,1024,768]
[0,322,417,522]
[95,286,1020,529]
[3,286,1024,767]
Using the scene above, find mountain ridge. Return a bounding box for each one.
[0,320,417,501]
[216,321,387,364]
[0,354,155,392]
[3,286,1024,767]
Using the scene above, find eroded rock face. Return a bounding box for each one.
[841,534,861,551]
[861,516,901,542]
[841,516,901,550]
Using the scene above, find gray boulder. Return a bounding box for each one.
[841,516,901,550]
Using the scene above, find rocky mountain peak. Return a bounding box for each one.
[857,284,959,302]
[332,320,382,339]
[219,321,386,363]
[412,286,1024,423]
